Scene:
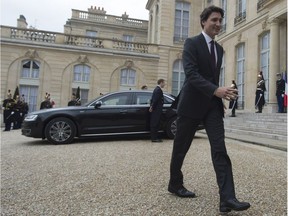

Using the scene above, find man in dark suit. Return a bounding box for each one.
[149,79,165,142]
[168,6,250,214]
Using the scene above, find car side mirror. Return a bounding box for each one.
[95,101,102,109]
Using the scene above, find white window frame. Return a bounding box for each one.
[174,2,190,42]
[21,60,40,79]
[73,64,91,83]
[19,85,38,112]
[236,43,245,109]
[260,32,270,101]
[120,68,136,89]
[172,60,185,96]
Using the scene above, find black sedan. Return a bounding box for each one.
[22,90,179,144]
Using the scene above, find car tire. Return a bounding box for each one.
[45,117,76,144]
[166,116,177,139]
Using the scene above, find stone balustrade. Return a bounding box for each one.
[1,26,155,54]
[71,9,148,28]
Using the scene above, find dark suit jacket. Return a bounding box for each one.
[177,33,224,119]
[150,86,164,112]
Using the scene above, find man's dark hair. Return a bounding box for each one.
[157,79,165,85]
[200,5,224,29]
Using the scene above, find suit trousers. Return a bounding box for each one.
[150,108,162,140]
[169,99,236,201]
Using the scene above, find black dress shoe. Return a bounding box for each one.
[151,139,162,142]
[220,198,250,213]
[168,185,195,198]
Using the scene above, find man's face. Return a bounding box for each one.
[160,81,165,88]
[202,12,222,39]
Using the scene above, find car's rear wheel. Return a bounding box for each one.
[166,116,177,139]
[45,117,76,144]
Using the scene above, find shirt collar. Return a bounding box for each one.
[202,31,214,44]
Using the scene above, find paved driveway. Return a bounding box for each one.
[1,130,287,215]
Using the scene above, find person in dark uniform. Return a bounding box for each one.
[229,80,238,117]
[168,6,250,214]
[68,93,81,106]
[276,73,285,113]
[149,79,165,142]
[2,90,15,131]
[12,95,22,129]
[40,93,53,110]
[255,72,266,113]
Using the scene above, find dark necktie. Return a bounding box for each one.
[210,40,216,69]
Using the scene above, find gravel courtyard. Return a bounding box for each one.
[1,130,287,216]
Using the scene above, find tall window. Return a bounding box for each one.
[237,0,246,15]
[260,32,270,101]
[174,2,190,42]
[221,0,227,31]
[172,60,185,96]
[72,88,89,104]
[21,60,40,78]
[19,85,38,112]
[219,53,225,87]
[120,68,136,89]
[73,64,90,82]
[236,44,245,109]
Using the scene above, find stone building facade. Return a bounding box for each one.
[1,0,287,113]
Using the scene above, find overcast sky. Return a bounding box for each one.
[1,0,149,32]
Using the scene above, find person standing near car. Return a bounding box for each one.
[149,79,165,142]
[168,5,250,214]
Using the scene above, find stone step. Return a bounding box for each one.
[223,112,287,143]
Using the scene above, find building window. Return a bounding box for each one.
[260,32,270,101]
[174,2,190,42]
[234,0,246,25]
[73,64,90,82]
[123,35,133,42]
[19,85,38,112]
[72,88,89,104]
[220,0,227,32]
[172,60,185,96]
[21,60,40,79]
[120,68,136,88]
[86,30,97,37]
[219,53,225,87]
[236,43,245,109]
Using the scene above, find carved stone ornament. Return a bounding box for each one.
[78,55,89,63]
[237,33,242,42]
[125,60,134,68]
[262,19,268,30]
[25,49,38,59]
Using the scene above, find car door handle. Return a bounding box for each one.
[120,110,128,114]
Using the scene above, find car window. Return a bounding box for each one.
[164,95,174,104]
[134,92,152,105]
[102,93,130,106]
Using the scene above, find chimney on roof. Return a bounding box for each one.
[17,15,28,28]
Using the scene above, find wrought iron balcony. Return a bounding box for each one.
[234,11,246,25]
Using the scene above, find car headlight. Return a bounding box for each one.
[24,115,38,121]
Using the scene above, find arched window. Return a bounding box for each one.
[73,64,91,82]
[21,60,40,78]
[172,60,185,96]
[120,68,136,90]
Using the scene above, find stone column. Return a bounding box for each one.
[268,18,280,112]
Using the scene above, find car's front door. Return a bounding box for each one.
[78,92,134,135]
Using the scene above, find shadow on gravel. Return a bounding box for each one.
[21,133,206,146]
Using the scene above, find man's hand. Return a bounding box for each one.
[149,106,153,112]
[214,87,238,101]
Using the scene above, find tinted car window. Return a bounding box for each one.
[135,92,152,105]
[102,93,130,106]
